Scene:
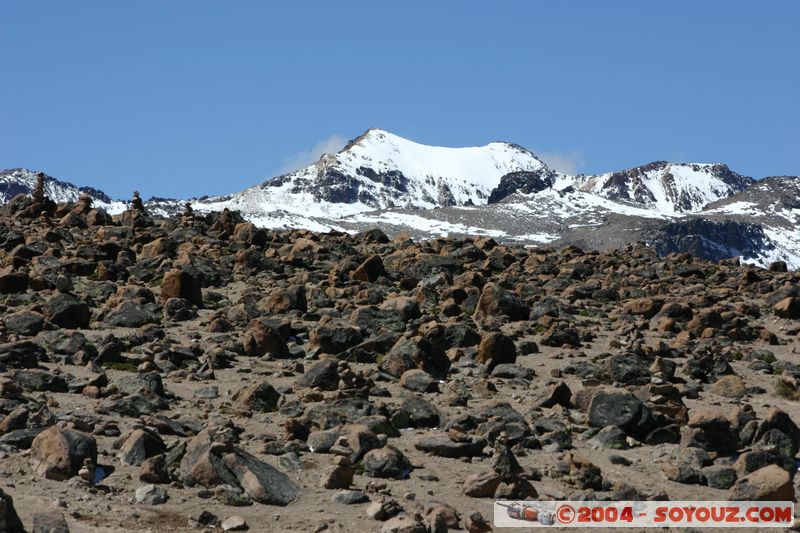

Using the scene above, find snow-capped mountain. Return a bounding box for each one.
[572,161,752,214]
[2,129,799,269]
[196,128,548,218]
[0,168,126,214]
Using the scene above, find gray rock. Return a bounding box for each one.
[135,484,168,505]
[113,372,165,396]
[116,428,166,466]
[397,395,441,428]
[588,389,655,438]
[13,370,67,392]
[297,359,340,390]
[102,391,169,417]
[399,369,438,392]
[3,310,45,336]
[222,450,300,506]
[490,363,533,380]
[414,435,487,458]
[45,291,90,329]
[331,490,369,505]
[362,446,412,479]
[32,510,70,533]
[104,301,158,327]
[588,425,628,450]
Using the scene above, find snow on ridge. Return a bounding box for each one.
[339,129,546,191]
[0,168,127,214]
[575,162,750,214]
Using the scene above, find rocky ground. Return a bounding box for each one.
[1,191,800,532]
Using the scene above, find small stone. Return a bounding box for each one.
[135,484,168,505]
[710,375,746,398]
[366,499,402,521]
[221,515,248,531]
[465,511,492,533]
[380,514,427,533]
[331,489,369,505]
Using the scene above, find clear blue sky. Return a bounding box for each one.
[2,1,798,199]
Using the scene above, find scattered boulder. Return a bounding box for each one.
[30,426,97,480]
[0,488,25,533]
[728,464,794,501]
[45,292,90,329]
[475,283,529,321]
[352,255,388,282]
[135,484,169,505]
[362,446,412,479]
[242,319,290,358]
[774,297,800,319]
[475,332,517,369]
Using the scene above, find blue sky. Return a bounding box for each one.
[2,1,798,199]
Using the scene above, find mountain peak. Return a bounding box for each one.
[574,160,751,213]
[198,129,548,220]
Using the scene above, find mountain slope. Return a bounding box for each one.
[0,168,126,214]
[573,161,752,213]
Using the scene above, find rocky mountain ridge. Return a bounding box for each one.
[2,129,798,269]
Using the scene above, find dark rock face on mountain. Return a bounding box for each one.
[706,175,800,215]
[488,169,557,204]
[650,219,774,263]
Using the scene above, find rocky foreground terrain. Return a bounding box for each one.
[1,188,800,532]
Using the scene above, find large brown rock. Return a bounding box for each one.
[30,426,97,480]
[259,286,307,314]
[242,319,290,358]
[351,255,388,282]
[774,297,800,319]
[160,268,202,306]
[474,283,529,321]
[710,375,746,398]
[232,222,267,245]
[140,237,176,258]
[463,470,503,497]
[623,297,663,318]
[180,428,299,505]
[233,382,281,412]
[475,332,517,368]
[728,464,794,501]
